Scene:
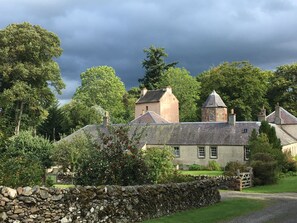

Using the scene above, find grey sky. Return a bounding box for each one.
[1,0,297,104]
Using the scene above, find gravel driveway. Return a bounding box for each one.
[220,191,297,223]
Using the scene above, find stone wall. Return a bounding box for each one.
[0,178,221,223]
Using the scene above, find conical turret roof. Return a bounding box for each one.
[202,90,227,108]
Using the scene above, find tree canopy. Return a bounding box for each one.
[0,22,65,135]
[158,67,201,121]
[139,46,177,89]
[197,61,271,121]
[73,66,125,123]
[267,63,297,116]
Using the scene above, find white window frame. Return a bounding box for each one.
[197,147,205,159]
[173,146,180,158]
[244,146,250,161]
[210,146,218,159]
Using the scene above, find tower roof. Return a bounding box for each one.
[202,90,227,108]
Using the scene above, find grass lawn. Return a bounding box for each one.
[180,170,224,176]
[244,176,297,193]
[142,198,267,223]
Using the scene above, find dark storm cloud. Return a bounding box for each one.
[1,0,297,103]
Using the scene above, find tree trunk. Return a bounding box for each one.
[14,101,24,135]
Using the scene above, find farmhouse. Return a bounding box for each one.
[67,88,297,167]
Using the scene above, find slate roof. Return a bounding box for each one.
[266,107,297,124]
[135,89,166,104]
[61,120,297,148]
[202,90,227,108]
[130,111,169,124]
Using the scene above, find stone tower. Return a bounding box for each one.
[201,90,227,122]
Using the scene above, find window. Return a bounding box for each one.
[173,146,180,158]
[244,146,250,161]
[242,128,248,133]
[210,146,218,159]
[197,147,205,159]
[146,106,148,111]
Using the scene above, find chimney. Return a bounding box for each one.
[165,86,172,94]
[103,111,110,127]
[257,107,266,122]
[274,103,283,125]
[141,88,147,96]
[228,109,236,126]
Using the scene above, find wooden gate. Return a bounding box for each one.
[237,168,253,189]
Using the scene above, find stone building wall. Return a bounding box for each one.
[0,178,229,223]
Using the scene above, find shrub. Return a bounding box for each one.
[188,164,204,171]
[207,160,221,171]
[224,161,248,176]
[0,131,53,186]
[75,126,151,186]
[282,151,297,173]
[159,170,195,183]
[251,153,279,185]
[142,147,175,183]
[0,154,43,187]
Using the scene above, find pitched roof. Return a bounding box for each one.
[135,89,166,104]
[202,90,227,108]
[130,111,170,124]
[266,107,297,124]
[61,121,297,148]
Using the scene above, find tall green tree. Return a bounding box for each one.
[37,100,65,141]
[73,66,125,123]
[0,22,65,135]
[123,87,141,122]
[61,99,105,134]
[139,46,177,89]
[197,61,271,121]
[158,67,201,121]
[267,63,297,116]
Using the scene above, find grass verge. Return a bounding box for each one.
[142,198,267,223]
[180,170,223,176]
[244,176,297,193]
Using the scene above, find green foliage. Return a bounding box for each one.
[122,87,141,122]
[248,123,286,185]
[0,154,43,187]
[0,22,65,135]
[251,153,279,185]
[61,100,104,134]
[0,131,53,187]
[224,161,248,176]
[267,63,297,116]
[73,66,125,123]
[7,131,53,169]
[53,132,93,173]
[158,67,201,121]
[75,126,151,186]
[197,61,271,121]
[37,100,65,141]
[142,147,175,183]
[207,160,221,171]
[188,164,204,171]
[139,46,178,89]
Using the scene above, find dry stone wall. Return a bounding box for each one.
[0,178,223,223]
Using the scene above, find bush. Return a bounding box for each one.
[251,153,279,185]
[224,161,248,176]
[142,147,175,183]
[0,131,53,186]
[75,126,151,186]
[282,151,297,173]
[159,170,195,184]
[0,154,43,187]
[188,164,204,171]
[207,160,221,171]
